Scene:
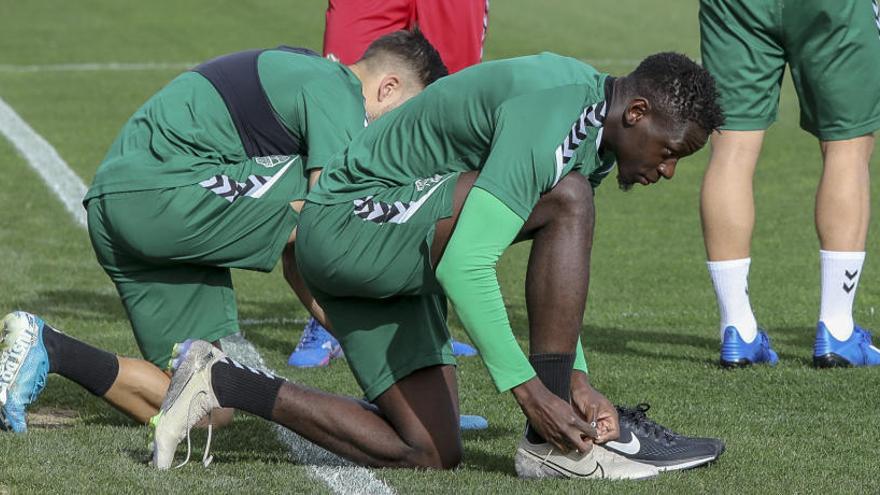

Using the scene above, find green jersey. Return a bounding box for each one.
[85,49,366,202]
[309,52,616,220]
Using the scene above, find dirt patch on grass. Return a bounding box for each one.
[28,407,78,429]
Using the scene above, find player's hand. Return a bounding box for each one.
[570,371,619,443]
[511,377,597,454]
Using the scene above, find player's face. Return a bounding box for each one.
[614,117,707,191]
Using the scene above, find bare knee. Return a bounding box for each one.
[540,172,594,221]
[547,172,593,212]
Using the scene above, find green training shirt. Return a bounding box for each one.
[84,49,366,202]
[309,52,617,220]
[310,53,615,392]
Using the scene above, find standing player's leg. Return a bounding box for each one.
[813,136,874,364]
[700,130,765,351]
[322,0,412,64]
[699,0,784,366]
[784,0,880,367]
[415,0,488,73]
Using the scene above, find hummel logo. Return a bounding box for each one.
[845,270,859,280]
[843,283,855,294]
[606,434,641,455]
[0,314,39,404]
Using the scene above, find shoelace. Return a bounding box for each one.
[174,391,214,469]
[616,403,677,443]
[295,319,323,351]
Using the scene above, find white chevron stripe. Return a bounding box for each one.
[214,177,235,196]
[199,158,293,203]
[250,156,296,199]
[552,101,606,187]
[553,146,565,186]
[874,0,880,37]
[389,173,454,224]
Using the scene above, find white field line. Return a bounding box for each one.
[0,96,392,495]
[0,97,87,227]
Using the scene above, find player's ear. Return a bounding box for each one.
[377,74,402,102]
[624,97,650,126]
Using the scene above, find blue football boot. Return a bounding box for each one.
[813,322,880,368]
[720,326,778,368]
[451,339,478,357]
[459,414,489,431]
[288,317,343,368]
[0,312,50,432]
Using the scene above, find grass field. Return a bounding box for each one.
[1,1,878,493]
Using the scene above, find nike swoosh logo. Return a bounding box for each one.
[250,156,298,199]
[519,449,603,478]
[605,434,641,455]
[388,174,455,224]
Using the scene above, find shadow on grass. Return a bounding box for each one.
[119,416,298,466]
[17,289,127,323]
[577,324,720,364]
[462,443,515,475]
[504,323,819,367]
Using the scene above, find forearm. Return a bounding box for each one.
[435,187,534,392]
[282,243,332,331]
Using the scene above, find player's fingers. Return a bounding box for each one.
[600,419,620,442]
[566,428,593,454]
[574,415,598,440]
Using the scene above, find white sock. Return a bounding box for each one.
[819,250,865,341]
[707,258,758,343]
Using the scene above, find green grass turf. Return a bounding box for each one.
[1,0,878,493]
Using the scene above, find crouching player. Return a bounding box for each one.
[151,52,726,478]
[0,31,446,432]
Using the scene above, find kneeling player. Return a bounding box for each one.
[151,52,725,479]
[0,31,446,432]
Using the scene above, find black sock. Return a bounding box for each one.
[42,325,119,397]
[525,353,575,444]
[211,357,284,421]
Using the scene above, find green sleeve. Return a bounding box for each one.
[473,87,600,221]
[435,187,536,392]
[574,336,588,374]
[300,83,365,171]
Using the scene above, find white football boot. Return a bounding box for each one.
[150,340,223,469]
[515,437,659,480]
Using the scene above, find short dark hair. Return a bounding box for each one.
[629,52,725,134]
[359,29,449,87]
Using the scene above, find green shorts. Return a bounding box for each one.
[297,172,460,400]
[86,160,303,366]
[700,0,880,140]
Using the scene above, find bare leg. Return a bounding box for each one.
[269,365,461,468]
[815,135,873,251]
[518,173,594,354]
[433,172,595,354]
[282,242,331,329]
[100,355,234,426]
[432,172,601,448]
[815,134,874,340]
[101,357,168,424]
[700,131,765,342]
[700,130,765,261]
